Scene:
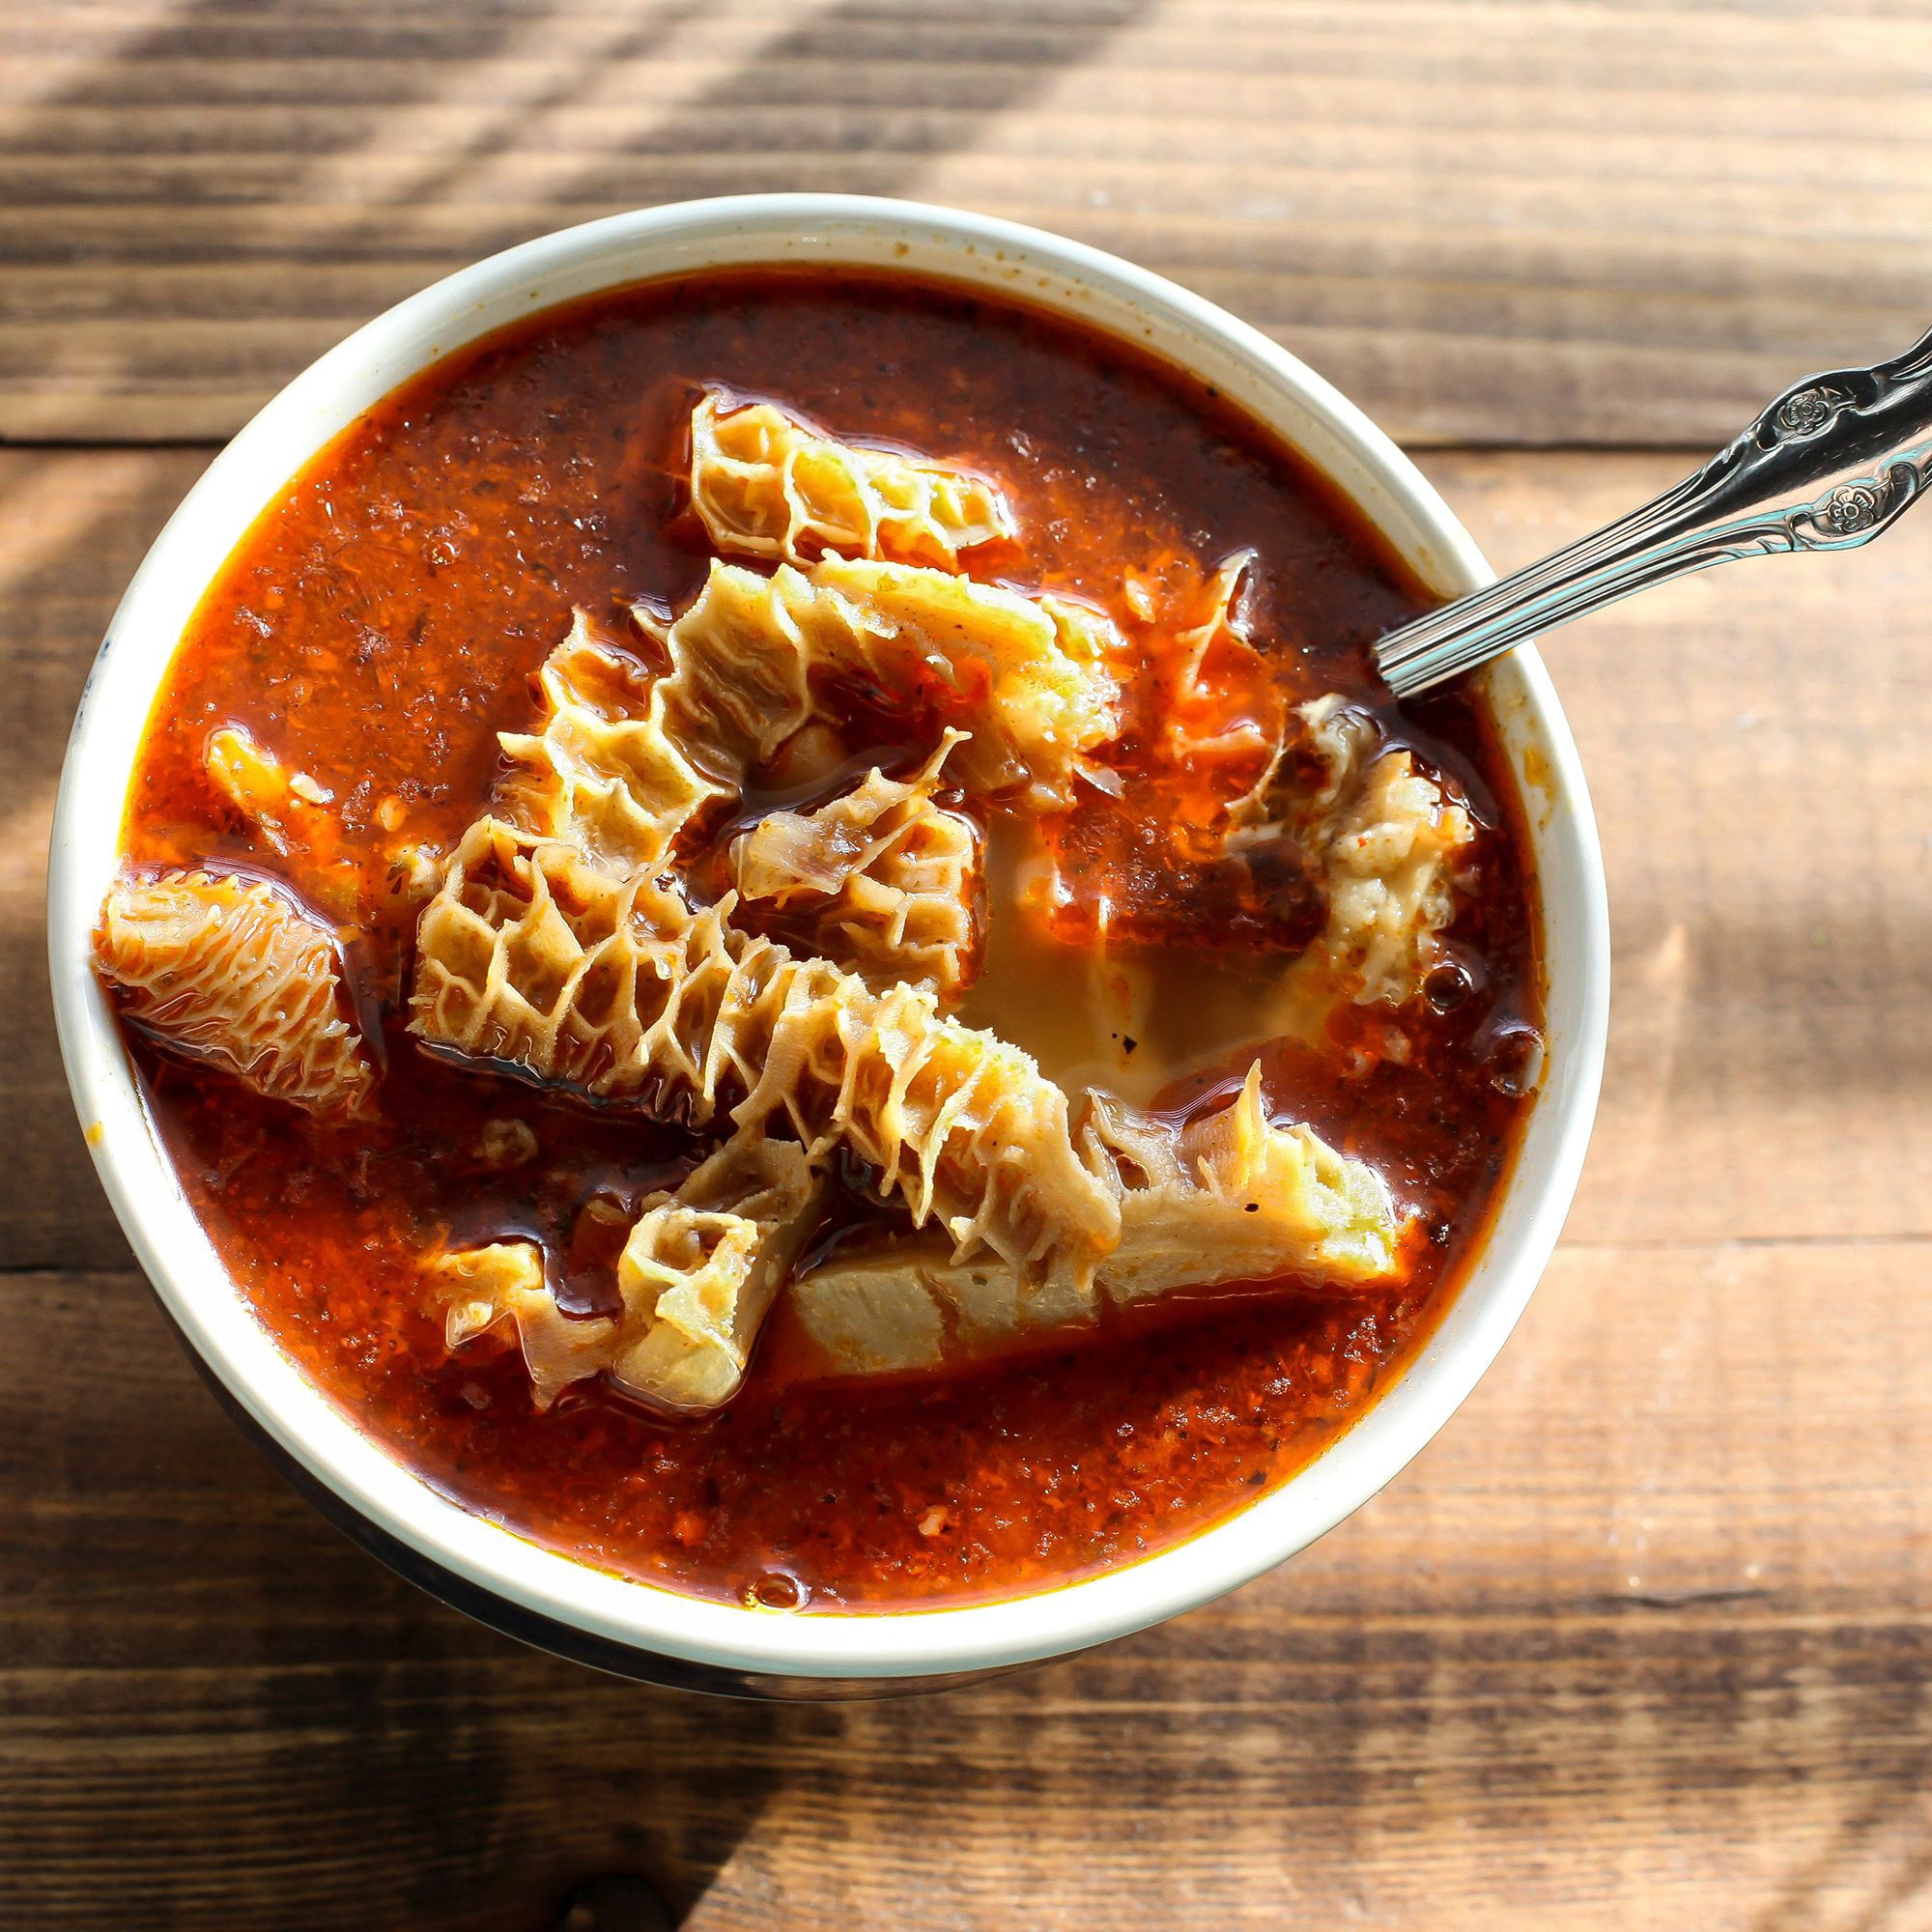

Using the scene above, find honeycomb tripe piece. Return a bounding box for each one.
[711,935,1120,1278]
[432,1240,618,1410]
[458,557,1117,914]
[1295,695,1475,1007]
[787,1065,1406,1379]
[806,555,1122,805]
[1089,1064,1405,1295]
[95,868,375,1116]
[789,1236,1096,1377]
[731,730,981,992]
[429,1138,823,1413]
[412,860,1119,1281]
[495,615,726,875]
[688,389,1016,569]
[612,1135,825,1410]
[411,605,769,1083]
[632,558,1123,807]
[412,586,752,1075]
[489,585,846,889]
[411,816,707,1105]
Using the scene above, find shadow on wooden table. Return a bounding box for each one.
[5,0,1164,440]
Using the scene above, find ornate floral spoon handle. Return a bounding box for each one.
[1376,326,1932,699]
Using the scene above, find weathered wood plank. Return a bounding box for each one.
[1430,444,1932,1244]
[1423,447,1932,1248]
[0,447,206,1273]
[1,0,1928,443]
[4,1236,1931,1929]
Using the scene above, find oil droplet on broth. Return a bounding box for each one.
[750,1571,808,1610]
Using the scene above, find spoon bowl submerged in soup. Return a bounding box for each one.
[92,264,1542,1613]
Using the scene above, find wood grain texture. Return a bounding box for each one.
[1429,449,1932,1249]
[0,447,207,1273]
[8,437,1932,1926]
[4,0,1931,445]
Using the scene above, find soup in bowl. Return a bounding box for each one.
[49,196,1606,1693]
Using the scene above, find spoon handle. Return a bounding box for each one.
[1376,326,1932,699]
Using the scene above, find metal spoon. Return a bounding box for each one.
[1375,327,1932,699]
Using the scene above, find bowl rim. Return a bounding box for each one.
[48,191,1609,1680]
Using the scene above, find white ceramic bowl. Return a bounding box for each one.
[48,194,1608,1694]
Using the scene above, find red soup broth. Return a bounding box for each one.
[116,267,1541,1611]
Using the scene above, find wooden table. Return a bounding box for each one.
[5,5,1930,1926]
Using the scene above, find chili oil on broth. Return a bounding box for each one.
[115,266,1541,1611]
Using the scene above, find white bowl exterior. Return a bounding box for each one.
[48,195,1608,1679]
